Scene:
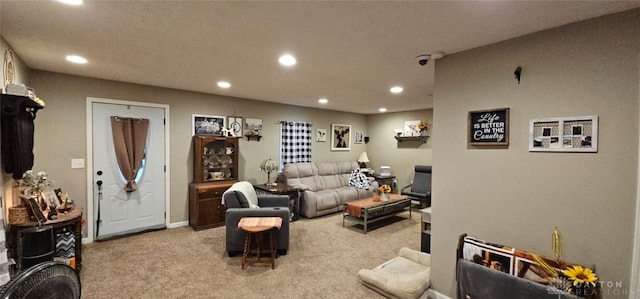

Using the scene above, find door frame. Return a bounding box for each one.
[85,97,171,243]
[631,54,640,299]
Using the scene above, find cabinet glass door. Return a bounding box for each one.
[202,140,235,181]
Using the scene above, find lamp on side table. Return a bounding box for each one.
[260,158,278,186]
[357,152,370,169]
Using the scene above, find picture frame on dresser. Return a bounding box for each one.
[192,114,225,136]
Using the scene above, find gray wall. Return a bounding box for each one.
[431,9,640,298]
[23,70,434,235]
[27,71,375,225]
[367,110,433,191]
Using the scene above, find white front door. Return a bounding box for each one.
[91,101,166,240]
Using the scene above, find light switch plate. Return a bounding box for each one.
[71,159,85,169]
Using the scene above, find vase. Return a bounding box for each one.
[381,193,389,201]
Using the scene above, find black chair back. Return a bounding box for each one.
[411,165,432,194]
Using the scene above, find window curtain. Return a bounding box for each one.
[280,121,312,168]
[110,116,149,192]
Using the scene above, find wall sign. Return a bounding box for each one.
[468,108,509,146]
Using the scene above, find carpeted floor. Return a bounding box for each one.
[80,210,422,298]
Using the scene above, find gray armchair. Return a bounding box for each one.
[401,165,432,208]
[223,181,290,257]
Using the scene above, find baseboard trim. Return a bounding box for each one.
[82,222,188,244]
[168,221,188,229]
[428,289,451,299]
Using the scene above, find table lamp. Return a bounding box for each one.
[357,152,370,168]
[260,158,278,186]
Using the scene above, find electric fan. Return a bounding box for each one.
[0,261,81,299]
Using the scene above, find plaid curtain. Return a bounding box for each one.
[280,121,312,168]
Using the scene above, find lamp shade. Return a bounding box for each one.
[357,152,370,163]
[260,158,278,173]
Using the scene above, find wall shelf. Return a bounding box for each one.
[245,135,262,141]
[395,136,428,143]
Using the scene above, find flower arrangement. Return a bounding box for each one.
[379,184,391,194]
[563,265,598,288]
[17,170,54,198]
[417,121,430,132]
[533,254,598,296]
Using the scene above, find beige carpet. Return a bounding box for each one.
[80,210,422,298]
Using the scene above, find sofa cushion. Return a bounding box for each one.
[305,189,340,211]
[334,186,359,205]
[283,162,322,191]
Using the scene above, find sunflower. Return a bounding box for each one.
[378,184,391,194]
[563,265,598,287]
[418,121,430,131]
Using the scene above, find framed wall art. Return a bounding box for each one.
[245,118,263,136]
[331,124,351,151]
[468,108,509,146]
[228,116,243,137]
[192,114,225,136]
[354,131,364,144]
[404,120,421,137]
[529,115,598,152]
[316,129,327,142]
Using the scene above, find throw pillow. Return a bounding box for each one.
[348,168,370,190]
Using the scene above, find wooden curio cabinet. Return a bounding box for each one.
[189,135,239,230]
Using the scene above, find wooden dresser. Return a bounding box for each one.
[189,135,239,230]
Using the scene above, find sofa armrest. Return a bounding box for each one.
[369,180,379,190]
[258,195,289,208]
[287,182,311,191]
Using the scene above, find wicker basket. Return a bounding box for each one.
[8,205,30,224]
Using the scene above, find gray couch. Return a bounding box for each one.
[283,161,378,218]
[223,182,290,256]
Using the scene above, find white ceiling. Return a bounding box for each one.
[2,1,639,114]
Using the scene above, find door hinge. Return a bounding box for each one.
[164,212,166,219]
[163,118,166,125]
[164,165,166,172]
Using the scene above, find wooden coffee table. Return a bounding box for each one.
[342,194,411,233]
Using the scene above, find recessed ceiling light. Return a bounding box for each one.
[217,81,231,88]
[278,54,296,66]
[58,0,83,5]
[318,98,328,104]
[379,108,387,112]
[390,86,403,94]
[65,55,87,64]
